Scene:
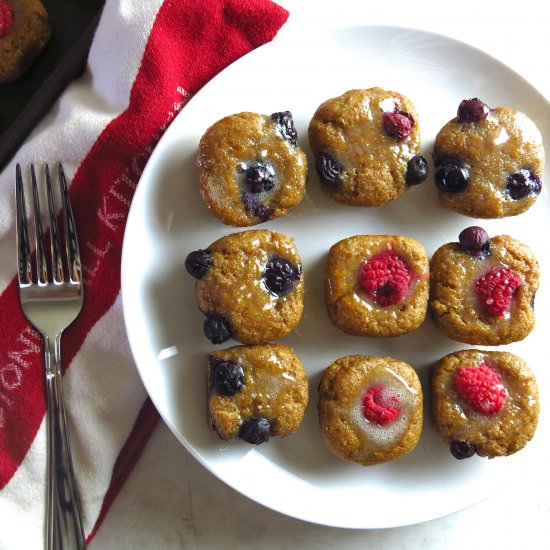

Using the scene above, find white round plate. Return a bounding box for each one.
[121,26,549,528]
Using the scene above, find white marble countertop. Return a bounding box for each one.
[92,1,550,548]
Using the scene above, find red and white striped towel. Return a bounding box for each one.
[0,1,288,547]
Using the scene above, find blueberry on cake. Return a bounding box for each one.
[308,88,428,206]
[196,111,307,226]
[433,98,544,218]
[208,344,308,444]
[185,230,304,344]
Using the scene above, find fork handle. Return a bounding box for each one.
[45,336,87,550]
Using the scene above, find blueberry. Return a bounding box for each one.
[271,111,298,147]
[245,161,275,193]
[435,160,470,193]
[457,98,490,123]
[263,255,301,297]
[238,417,272,444]
[203,312,231,344]
[458,226,490,257]
[450,441,477,460]
[241,192,274,222]
[406,155,429,185]
[209,356,245,396]
[506,169,542,200]
[185,249,212,279]
[315,152,341,189]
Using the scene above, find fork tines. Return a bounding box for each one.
[16,163,82,287]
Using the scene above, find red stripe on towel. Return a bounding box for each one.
[0,0,288,518]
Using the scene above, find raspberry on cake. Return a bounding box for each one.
[207,344,308,444]
[308,88,429,206]
[0,0,51,84]
[430,227,539,345]
[185,229,304,345]
[433,98,545,218]
[325,235,429,337]
[432,350,539,459]
[196,111,307,226]
[318,355,423,466]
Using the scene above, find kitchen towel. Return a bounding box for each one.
[0,0,288,547]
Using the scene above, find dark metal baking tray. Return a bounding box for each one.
[0,0,105,171]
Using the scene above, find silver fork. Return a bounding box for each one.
[16,163,86,550]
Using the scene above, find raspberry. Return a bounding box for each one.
[475,267,522,316]
[358,252,411,307]
[455,365,507,415]
[0,0,14,38]
[382,110,414,141]
[362,385,400,425]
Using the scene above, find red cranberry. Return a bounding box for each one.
[458,226,490,256]
[0,0,14,38]
[457,98,490,123]
[382,110,414,141]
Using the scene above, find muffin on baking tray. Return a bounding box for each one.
[185,229,304,345]
[318,355,423,466]
[325,235,429,337]
[196,111,308,226]
[432,349,539,459]
[430,226,539,345]
[207,344,308,444]
[308,87,429,206]
[0,0,51,84]
[433,98,545,218]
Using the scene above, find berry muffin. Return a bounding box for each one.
[433,98,545,218]
[308,87,428,206]
[432,349,539,459]
[325,235,429,337]
[318,355,423,466]
[196,111,308,226]
[0,0,51,84]
[430,227,539,345]
[208,344,308,444]
[185,229,304,344]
